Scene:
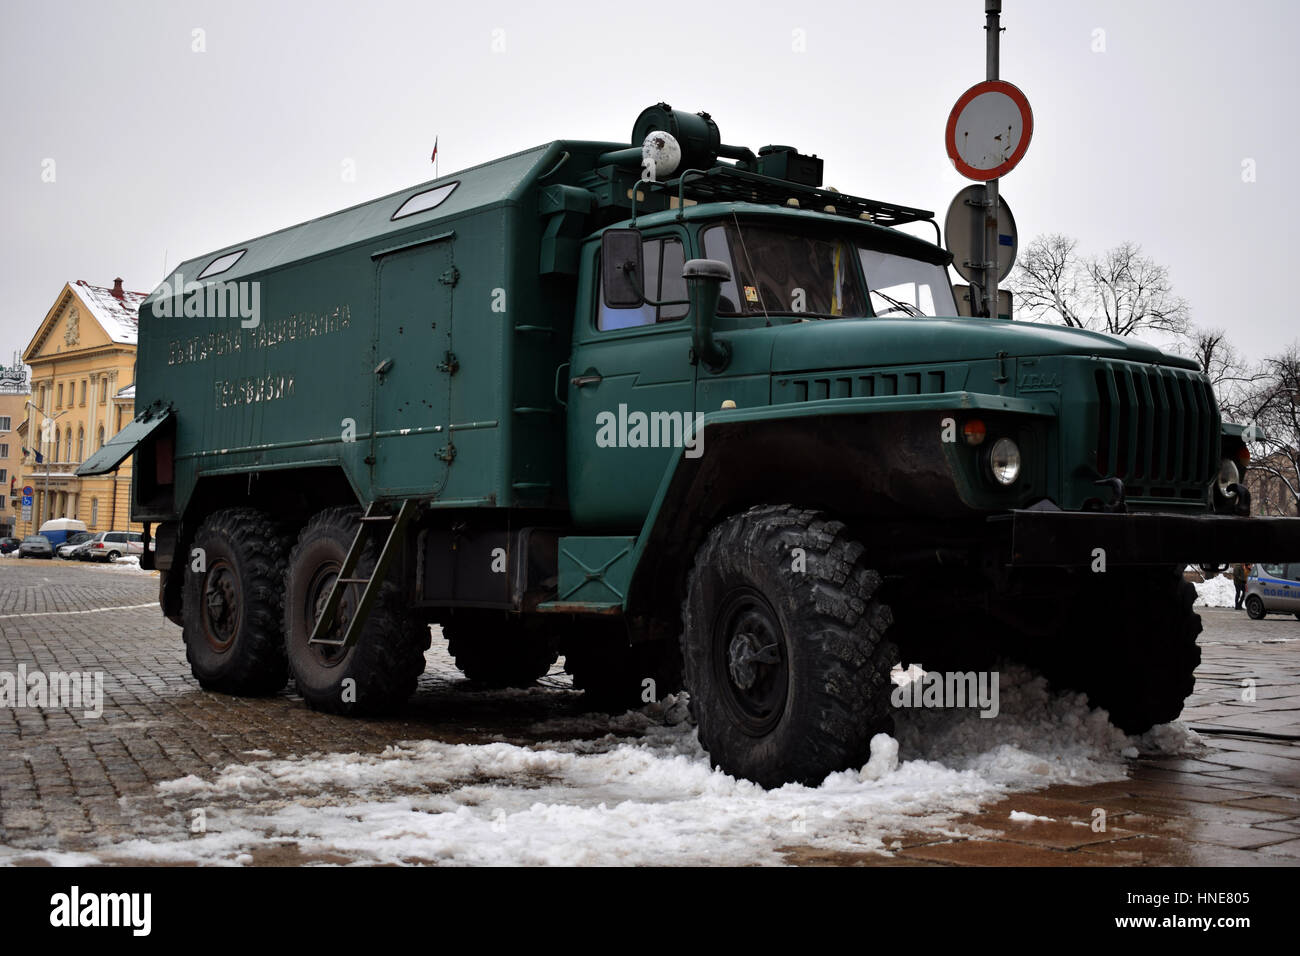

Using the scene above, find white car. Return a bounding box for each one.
[84,530,145,561]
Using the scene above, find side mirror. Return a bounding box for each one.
[601,228,645,308]
[684,258,732,372]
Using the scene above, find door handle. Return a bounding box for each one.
[570,372,603,387]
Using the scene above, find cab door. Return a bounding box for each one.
[566,231,695,529]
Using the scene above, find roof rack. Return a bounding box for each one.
[654,165,935,228]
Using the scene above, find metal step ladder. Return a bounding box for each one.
[308,499,417,649]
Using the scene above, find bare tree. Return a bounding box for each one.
[1183,326,1265,422]
[1240,344,1300,517]
[1010,234,1191,339]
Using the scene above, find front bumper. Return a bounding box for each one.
[996,510,1300,567]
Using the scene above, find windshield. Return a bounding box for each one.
[702,222,955,319]
[858,248,957,317]
[703,223,866,318]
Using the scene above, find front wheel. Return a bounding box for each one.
[1035,567,1201,734]
[681,505,896,788]
[1245,594,1265,620]
[283,507,430,715]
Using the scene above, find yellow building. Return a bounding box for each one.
[1,361,33,536]
[19,279,145,536]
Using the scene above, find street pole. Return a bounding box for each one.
[28,402,65,531]
[984,0,1002,318]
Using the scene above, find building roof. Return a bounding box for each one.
[72,280,147,345]
[115,384,135,400]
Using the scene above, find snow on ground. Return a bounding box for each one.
[0,660,1201,867]
[85,555,155,574]
[1193,573,1237,608]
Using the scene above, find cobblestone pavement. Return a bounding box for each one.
[1,556,1297,865]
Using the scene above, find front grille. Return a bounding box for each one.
[1093,364,1218,495]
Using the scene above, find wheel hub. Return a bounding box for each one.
[202,563,240,650]
[305,566,353,664]
[728,630,780,690]
[713,588,789,736]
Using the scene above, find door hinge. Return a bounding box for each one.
[438,351,459,374]
[437,442,457,462]
[439,266,460,287]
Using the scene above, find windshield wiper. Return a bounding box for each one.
[870,290,925,318]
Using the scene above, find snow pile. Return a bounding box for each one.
[0,665,1202,867]
[89,555,155,575]
[1193,573,1237,608]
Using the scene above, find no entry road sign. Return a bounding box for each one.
[945,80,1033,181]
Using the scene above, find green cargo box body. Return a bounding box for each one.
[132,141,618,522]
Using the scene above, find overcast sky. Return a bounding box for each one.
[2,0,1294,365]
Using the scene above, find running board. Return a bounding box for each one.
[309,500,417,648]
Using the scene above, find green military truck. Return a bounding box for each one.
[81,104,1299,787]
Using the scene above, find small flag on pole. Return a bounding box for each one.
[430,137,438,164]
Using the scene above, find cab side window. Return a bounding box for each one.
[598,236,688,330]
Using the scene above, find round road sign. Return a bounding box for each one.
[943,185,1018,282]
[945,80,1033,181]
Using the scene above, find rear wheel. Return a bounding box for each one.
[283,507,430,715]
[182,508,294,695]
[444,612,557,688]
[681,505,896,788]
[1245,594,1265,620]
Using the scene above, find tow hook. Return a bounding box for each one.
[1093,476,1127,513]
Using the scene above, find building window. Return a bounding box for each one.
[0,444,8,458]
[65,427,73,462]
[97,426,104,450]
[0,416,10,431]
[91,498,98,527]
[53,430,60,461]
[76,427,84,461]
[57,383,64,407]
[80,380,87,405]
[0,468,6,483]
[99,379,108,403]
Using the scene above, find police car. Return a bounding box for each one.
[1244,562,1300,620]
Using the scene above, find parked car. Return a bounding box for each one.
[1244,563,1300,620]
[18,535,54,558]
[37,517,88,548]
[56,532,95,559]
[0,536,21,555]
[84,530,145,562]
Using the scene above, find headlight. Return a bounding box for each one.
[989,438,1021,486]
[1217,458,1240,496]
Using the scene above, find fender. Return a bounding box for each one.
[623,390,1055,626]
